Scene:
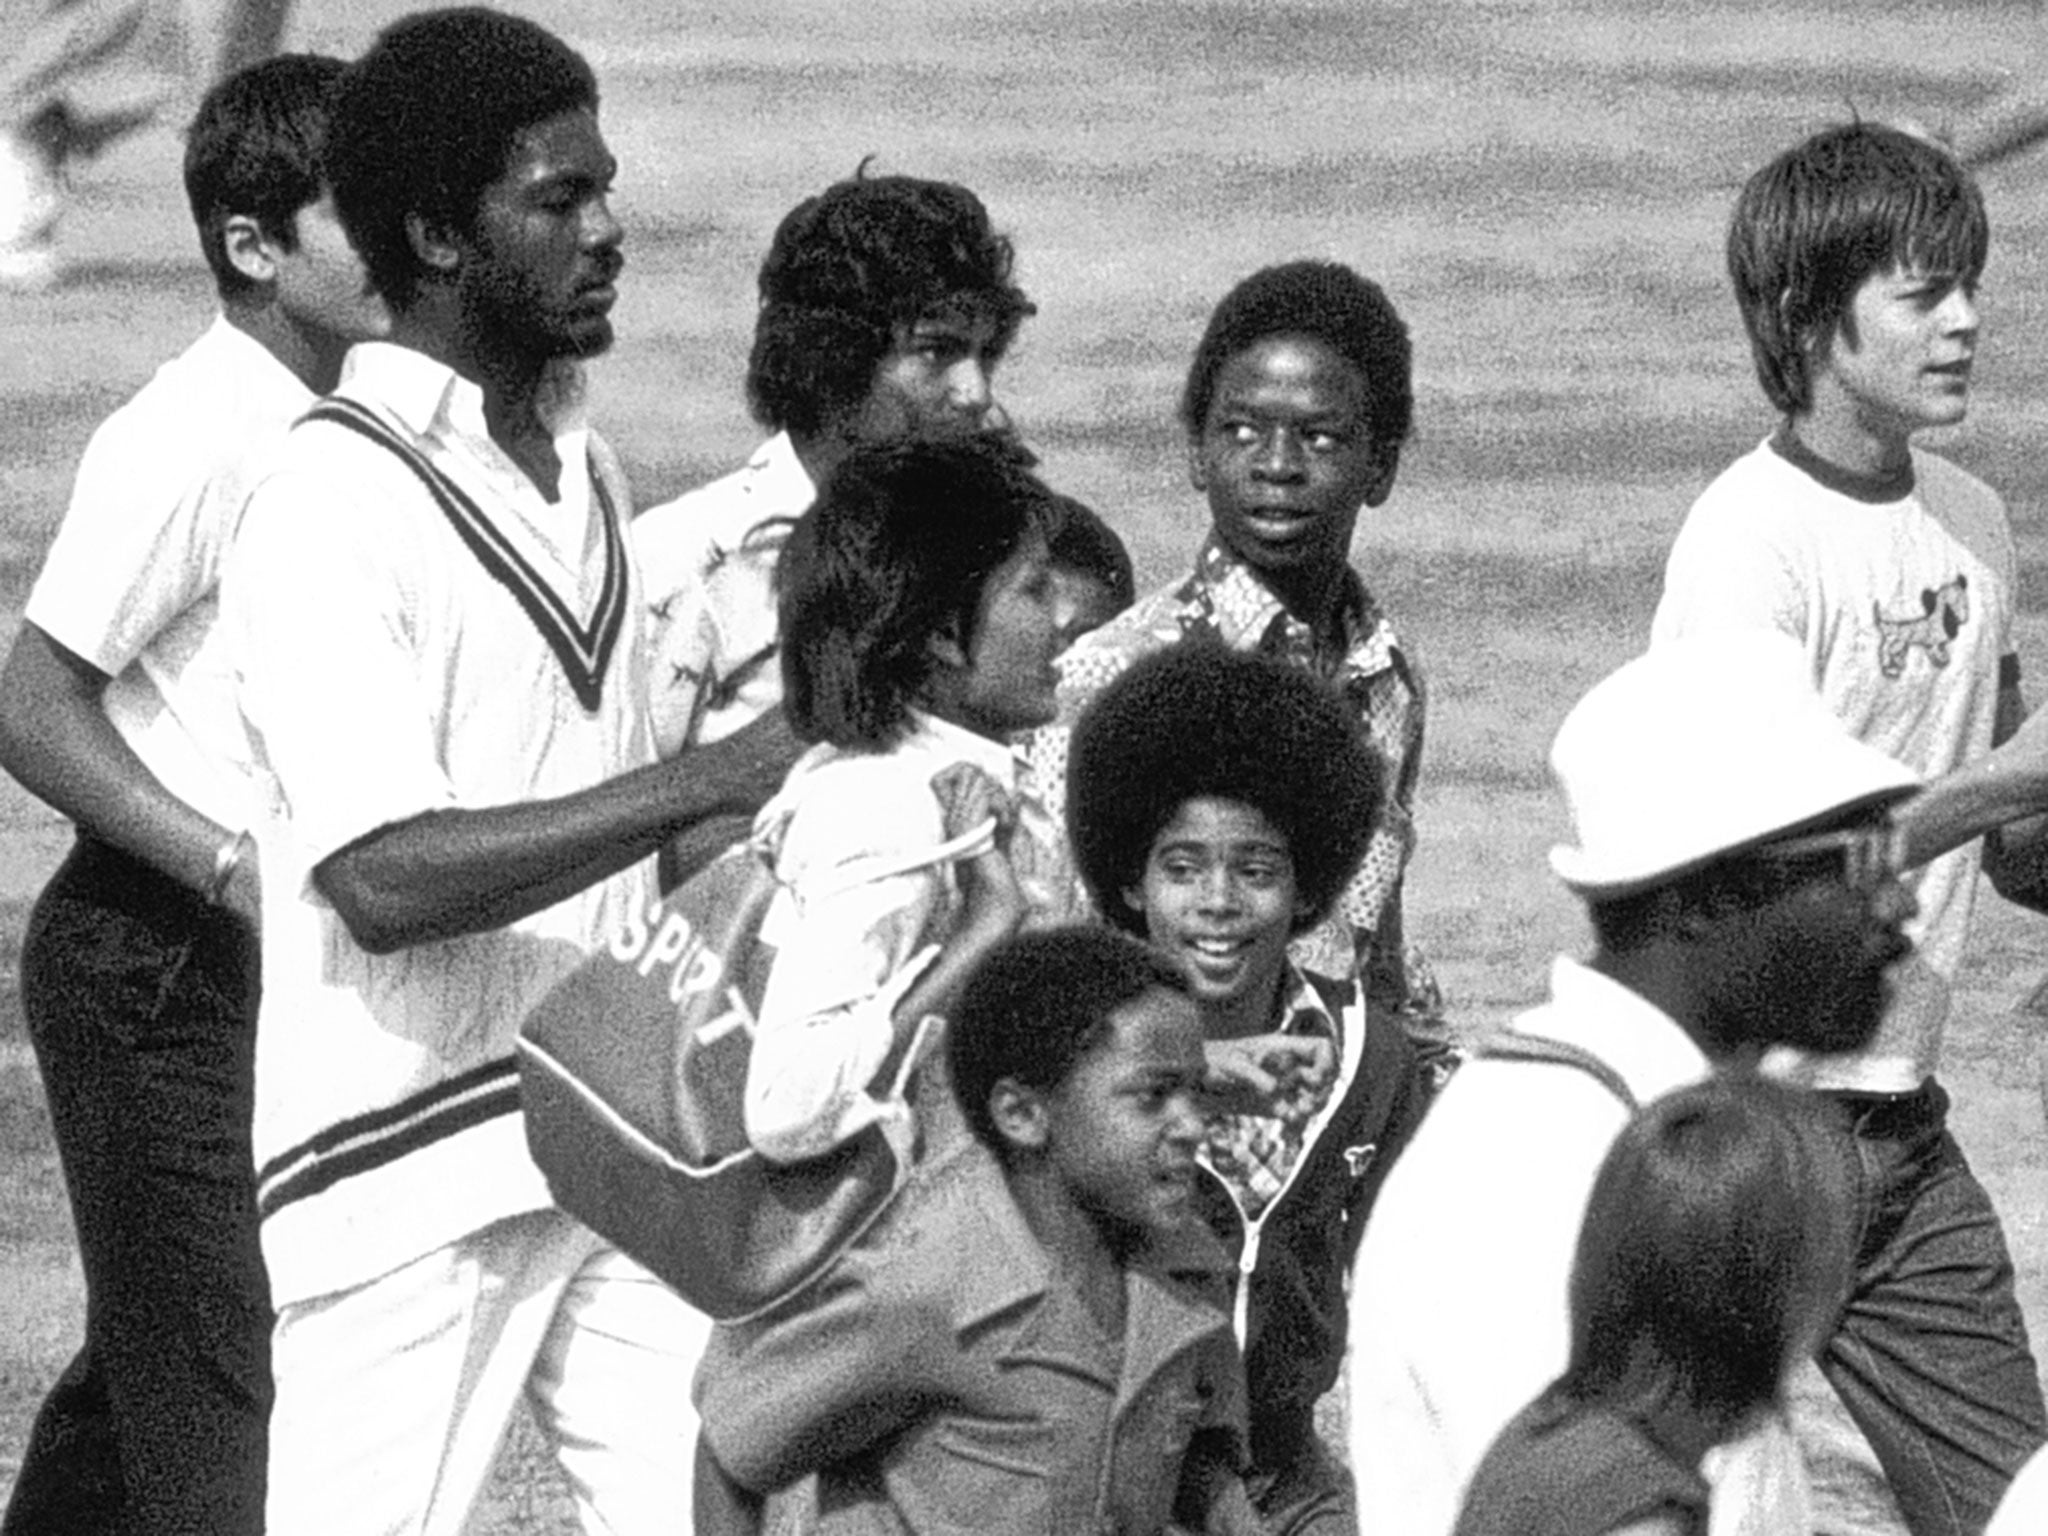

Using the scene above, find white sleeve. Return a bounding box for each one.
[743,857,941,1166]
[633,508,716,760]
[224,464,458,868]
[1650,497,1808,648]
[741,762,974,1165]
[27,410,246,674]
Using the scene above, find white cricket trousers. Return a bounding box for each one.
[265,1207,710,1534]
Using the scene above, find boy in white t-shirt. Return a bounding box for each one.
[0,54,383,1535]
[1652,120,2045,1535]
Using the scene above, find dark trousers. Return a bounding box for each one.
[1819,1080,2048,1536]
[2,835,270,1536]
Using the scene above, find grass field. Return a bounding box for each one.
[5,0,2048,1526]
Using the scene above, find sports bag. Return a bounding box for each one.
[517,822,987,1321]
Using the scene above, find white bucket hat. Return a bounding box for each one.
[1548,631,1921,896]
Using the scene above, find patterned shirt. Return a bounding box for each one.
[634,431,812,758]
[1198,968,1339,1222]
[1024,535,1435,1018]
[224,342,650,1306]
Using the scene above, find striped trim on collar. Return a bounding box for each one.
[302,397,629,712]
[255,1055,522,1220]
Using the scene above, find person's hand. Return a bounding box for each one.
[930,759,1016,845]
[929,761,1026,932]
[1202,1033,1336,1123]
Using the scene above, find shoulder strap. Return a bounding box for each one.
[1474,1028,1639,1110]
[299,397,628,713]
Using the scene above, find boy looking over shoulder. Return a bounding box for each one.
[1026,261,1441,1044]
[0,54,382,1534]
[1652,120,2046,1534]
[695,926,1257,1536]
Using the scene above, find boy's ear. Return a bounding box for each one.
[1121,884,1147,920]
[925,620,969,671]
[1781,289,1834,367]
[988,1077,1050,1153]
[405,210,463,275]
[221,213,281,287]
[1185,438,1208,494]
[1361,443,1402,509]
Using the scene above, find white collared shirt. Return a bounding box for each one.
[223,340,651,1306]
[28,314,310,830]
[634,431,815,757]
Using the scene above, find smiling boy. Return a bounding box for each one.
[1652,121,2046,1535]
[1065,644,1438,1532]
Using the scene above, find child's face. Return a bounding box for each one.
[1126,796,1298,1031]
[1189,333,1395,583]
[848,310,1003,444]
[926,528,1062,739]
[1040,985,1207,1251]
[1817,264,1978,443]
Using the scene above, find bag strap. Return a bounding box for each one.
[801,815,999,900]
[1473,1028,1639,1110]
[299,397,629,713]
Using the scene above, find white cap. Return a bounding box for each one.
[1548,631,1920,896]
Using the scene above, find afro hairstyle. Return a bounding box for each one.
[1065,642,1383,936]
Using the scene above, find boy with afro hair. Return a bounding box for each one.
[1066,643,1439,1533]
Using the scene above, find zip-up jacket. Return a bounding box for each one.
[1190,969,1439,1471]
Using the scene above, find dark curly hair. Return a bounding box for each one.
[1178,260,1413,462]
[1066,643,1383,935]
[184,54,348,301]
[747,170,1036,439]
[1728,121,1987,416]
[327,7,598,310]
[778,435,1048,752]
[947,927,1189,1161]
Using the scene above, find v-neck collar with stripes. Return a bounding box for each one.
[319,343,627,710]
